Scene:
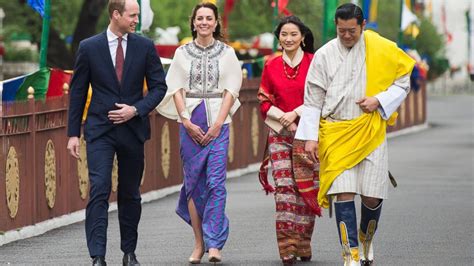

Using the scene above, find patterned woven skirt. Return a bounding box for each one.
[268,130,318,258]
[176,101,230,250]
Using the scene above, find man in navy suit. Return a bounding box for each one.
[67,0,167,265]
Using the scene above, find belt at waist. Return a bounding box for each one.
[186,92,222,98]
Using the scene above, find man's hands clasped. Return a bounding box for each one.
[108,103,137,124]
[68,103,138,160]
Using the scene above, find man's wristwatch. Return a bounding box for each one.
[132,106,139,117]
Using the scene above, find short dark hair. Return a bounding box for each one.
[274,15,315,53]
[189,2,224,41]
[108,0,126,18]
[335,3,364,25]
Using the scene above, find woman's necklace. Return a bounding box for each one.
[195,38,215,48]
[283,61,300,79]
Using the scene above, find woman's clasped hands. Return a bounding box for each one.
[183,119,222,146]
[279,111,298,133]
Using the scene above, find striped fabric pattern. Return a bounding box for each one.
[304,34,391,198]
[327,140,389,199]
[268,130,316,258]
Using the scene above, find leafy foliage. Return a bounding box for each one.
[0,0,84,44]
[377,0,403,42]
[149,0,198,40]
[3,44,38,62]
[0,0,447,78]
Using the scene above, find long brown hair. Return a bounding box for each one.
[189,2,224,41]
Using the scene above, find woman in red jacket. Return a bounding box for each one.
[257,16,321,265]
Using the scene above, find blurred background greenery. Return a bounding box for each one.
[0,0,447,78]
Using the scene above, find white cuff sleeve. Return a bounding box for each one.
[295,106,321,141]
[293,105,304,116]
[375,85,407,120]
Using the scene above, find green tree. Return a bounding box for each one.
[0,0,108,69]
[0,0,446,78]
[150,0,197,40]
[377,0,402,42]
[226,0,273,40]
[286,0,324,47]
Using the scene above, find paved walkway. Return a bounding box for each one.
[0,95,472,265]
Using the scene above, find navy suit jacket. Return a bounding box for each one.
[67,32,167,143]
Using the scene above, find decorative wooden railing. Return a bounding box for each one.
[0,78,426,234]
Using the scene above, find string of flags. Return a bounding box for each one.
[1,68,72,103]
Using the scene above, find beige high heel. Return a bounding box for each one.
[208,255,221,263]
[188,256,202,264]
[188,250,204,264]
[208,249,222,264]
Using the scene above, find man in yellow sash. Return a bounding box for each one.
[295,3,415,266]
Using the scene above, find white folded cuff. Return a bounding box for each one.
[375,85,407,120]
[293,105,304,116]
[295,106,321,141]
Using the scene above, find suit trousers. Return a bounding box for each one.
[85,124,144,257]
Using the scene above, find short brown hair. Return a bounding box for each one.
[108,0,126,18]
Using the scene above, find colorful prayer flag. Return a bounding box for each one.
[278,0,292,16]
[16,68,51,101]
[47,69,72,98]
[441,4,453,43]
[223,0,236,32]
[1,75,27,102]
[271,0,292,16]
[27,0,45,17]
[362,0,379,30]
[401,1,418,30]
[323,0,338,44]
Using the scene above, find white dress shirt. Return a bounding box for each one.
[106,27,128,67]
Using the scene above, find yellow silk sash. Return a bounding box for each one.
[317,30,415,208]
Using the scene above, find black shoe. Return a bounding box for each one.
[361,259,374,266]
[92,256,106,266]
[123,252,140,266]
[300,255,312,262]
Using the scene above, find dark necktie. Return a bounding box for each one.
[115,36,124,83]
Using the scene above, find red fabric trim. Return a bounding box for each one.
[293,140,322,217]
[258,139,275,195]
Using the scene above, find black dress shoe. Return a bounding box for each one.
[92,256,106,266]
[300,255,312,262]
[123,252,140,266]
[361,259,374,266]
